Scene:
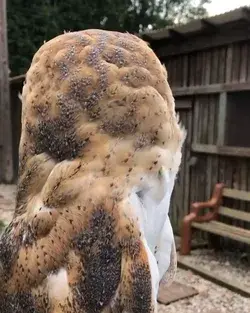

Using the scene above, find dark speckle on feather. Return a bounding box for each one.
[0,292,40,313]
[130,263,152,313]
[0,222,23,280]
[30,95,87,161]
[73,207,121,312]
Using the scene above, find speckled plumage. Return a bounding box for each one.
[0,29,185,312]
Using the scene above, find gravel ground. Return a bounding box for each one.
[158,267,250,313]
[181,248,250,289]
[1,184,250,312]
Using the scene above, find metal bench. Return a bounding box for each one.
[180,183,250,255]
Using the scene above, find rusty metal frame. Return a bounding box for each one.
[180,183,224,255]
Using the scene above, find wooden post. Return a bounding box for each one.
[217,92,227,146]
[0,0,13,182]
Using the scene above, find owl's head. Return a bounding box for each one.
[20,29,185,185]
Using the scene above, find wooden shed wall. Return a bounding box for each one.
[10,78,23,180]
[5,37,250,249]
[164,41,250,241]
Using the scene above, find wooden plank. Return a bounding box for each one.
[154,24,250,58]
[9,74,25,84]
[219,47,226,83]
[157,281,198,305]
[182,55,188,87]
[192,221,250,244]
[232,44,240,82]
[197,98,203,144]
[183,109,192,217]
[217,92,227,145]
[173,81,250,97]
[212,220,250,237]
[171,57,177,87]
[206,97,213,201]
[0,0,13,182]
[177,256,250,298]
[210,96,219,203]
[204,50,211,85]
[240,42,248,82]
[196,51,203,86]
[175,98,192,109]
[247,42,250,81]
[189,53,195,86]
[166,58,173,85]
[240,160,248,230]
[192,98,199,144]
[189,95,200,207]
[219,206,250,223]
[203,97,209,144]
[210,48,218,84]
[192,144,250,158]
[200,51,205,85]
[213,96,219,144]
[223,188,250,201]
[201,97,210,208]
[143,8,250,41]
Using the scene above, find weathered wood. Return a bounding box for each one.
[189,53,196,86]
[239,161,249,239]
[157,281,198,305]
[182,55,188,87]
[196,51,203,86]
[210,48,218,84]
[171,57,177,87]
[175,98,192,109]
[192,144,250,158]
[206,98,213,201]
[240,42,248,82]
[183,109,192,217]
[170,106,193,233]
[219,206,250,223]
[232,43,241,82]
[218,47,226,83]
[225,44,233,83]
[204,50,211,85]
[9,74,25,84]
[173,81,250,96]
[223,187,250,201]
[217,92,227,145]
[247,42,250,81]
[192,221,250,244]
[203,97,209,144]
[0,0,13,182]
[146,11,250,254]
[153,23,250,58]
[177,256,250,298]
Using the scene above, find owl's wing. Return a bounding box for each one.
[155,216,177,285]
[0,194,160,313]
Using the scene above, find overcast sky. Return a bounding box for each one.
[205,1,249,16]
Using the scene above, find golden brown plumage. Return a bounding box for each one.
[0,29,185,312]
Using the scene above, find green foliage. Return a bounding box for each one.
[0,220,6,234]
[7,0,210,76]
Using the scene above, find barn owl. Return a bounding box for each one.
[0,29,185,312]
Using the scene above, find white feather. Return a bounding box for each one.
[47,268,69,302]
[129,166,177,292]
[154,215,175,280]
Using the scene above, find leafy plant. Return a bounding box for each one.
[7,0,210,75]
